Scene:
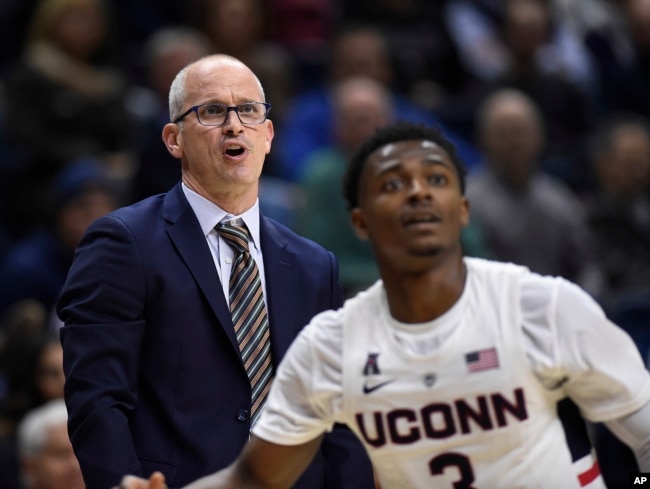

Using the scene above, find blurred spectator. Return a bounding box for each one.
[467,88,603,297]
[0,160,120,320]
[442,0,596,191]
[496,0,595,194]
[0,300,65,489]
[582,112,650,489]
[0,301,52,433]
[443,0,506,81]
[338,1,466,112]
[17,399,84,489]
[194,0,294,142]
[577,0,650,120]
[297,77,391,297]
[128,26,212,201]
[2,0,135,238]
[444,0,595,94]
[584,113,650,306]
[108,0,197,78]
[1,325,64,429]
[265,0,337,90]
[554,0,631,67]
[275,23,482,182]
[0,0,39,71]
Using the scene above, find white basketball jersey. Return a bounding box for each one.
[341,259,600,489]
[254,258,650,489]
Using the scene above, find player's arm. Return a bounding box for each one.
[118,434,324,489]
[604,399,650,471]
[219,433,325,489]
[545,279,650,470]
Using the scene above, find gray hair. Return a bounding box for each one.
[145,26,212,66]
[17,399,69,457]
[168,54,266,123]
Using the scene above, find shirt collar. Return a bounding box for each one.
[181,182,262,251]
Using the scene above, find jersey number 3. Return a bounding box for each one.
[430,452,477,489]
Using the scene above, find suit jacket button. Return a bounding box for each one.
[236,409,250,422]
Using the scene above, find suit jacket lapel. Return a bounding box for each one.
[259,217,298,362]
[162,185,240,354]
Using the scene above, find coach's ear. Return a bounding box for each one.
[162,123,182,159]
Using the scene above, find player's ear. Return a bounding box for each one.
[350,208,369,241]
[460,196,470,228]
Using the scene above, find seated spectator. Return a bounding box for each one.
[498,0,596,193]
[17,399,84,489]
[297,77,391,297]
[264,0,336,90]
[338,0,468,116]
[0,301,63,435]
[274,23,482,182]
[583,113,650,308]
[196,0,294,127]
[128,26,212,201]
[444,0,595,94]
[581,0,650,120]
[0,301,62,489]
[107,0,196,76]
[467,88,603,297]
[444,0,596,193]
[3,0,135,236]
[582,113,650,489]
[0,160,120,319]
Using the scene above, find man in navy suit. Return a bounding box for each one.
[57,54,374,489]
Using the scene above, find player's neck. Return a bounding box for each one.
[382,256,467,324]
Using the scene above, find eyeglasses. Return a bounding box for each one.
[173,102,272,126]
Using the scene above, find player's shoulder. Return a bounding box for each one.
[342,280,384,313]
[465,257,577,306]
[302,281,384,337]
[465,257,532,287]
[299,280,383,356]
[465,257,564,286]
[470,259,602,322]
[296,305,347,356]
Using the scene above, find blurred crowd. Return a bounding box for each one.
[0,0,649,488]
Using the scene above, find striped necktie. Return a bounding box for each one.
[217,219,273,425]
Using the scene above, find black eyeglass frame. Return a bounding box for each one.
[173,102,272,126]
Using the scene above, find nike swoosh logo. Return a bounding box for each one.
[363,378,396,394]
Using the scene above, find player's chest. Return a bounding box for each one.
[341,317,542,445]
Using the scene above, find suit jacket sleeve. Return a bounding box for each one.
[58,214,147,487]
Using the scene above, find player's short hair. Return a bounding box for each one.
[342,121,467,210]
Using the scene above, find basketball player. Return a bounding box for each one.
[119,122,650,489]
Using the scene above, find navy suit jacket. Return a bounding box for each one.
[58,184,373,489]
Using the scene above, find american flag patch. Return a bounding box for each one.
[465,347,499,372]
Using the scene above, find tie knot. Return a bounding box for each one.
[217,220,252,254]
